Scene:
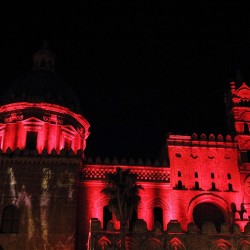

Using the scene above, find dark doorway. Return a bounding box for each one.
[193,203,225,232]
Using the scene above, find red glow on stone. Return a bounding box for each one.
[0,102,90,156]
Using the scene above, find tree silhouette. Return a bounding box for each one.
[101,167,143,250]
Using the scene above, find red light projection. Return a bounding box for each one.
[2,53,250,249]
[80,132,245,239]
[0,102,90,156]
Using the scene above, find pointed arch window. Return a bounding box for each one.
[1,205,20,233]
[153,207,163,229]
[177,180,183,189]
[103,206,112,230]
[228,183,233,191]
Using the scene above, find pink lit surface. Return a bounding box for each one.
[0,102,90,155]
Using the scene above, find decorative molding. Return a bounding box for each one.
[43,113,63,124]
[4,112,23,123]
[81,166,170,182]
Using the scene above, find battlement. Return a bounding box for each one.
[167,133,236,148]
[88,218,250,249]
[84,156,168,167]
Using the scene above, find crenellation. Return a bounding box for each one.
[87,218,250,249]
[84,156,166,167]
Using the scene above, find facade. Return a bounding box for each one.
[1,46,250,249]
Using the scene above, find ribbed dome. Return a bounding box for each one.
[0,43,81,113]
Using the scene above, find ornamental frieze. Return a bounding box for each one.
[81,167,170,182]
[43,113,63,124]
[4,112,23,123]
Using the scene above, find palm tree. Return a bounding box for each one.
[101,167,143,250]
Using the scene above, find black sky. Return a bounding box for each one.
[1,2,250,161]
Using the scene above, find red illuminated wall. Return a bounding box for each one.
[167,134,242,229]
[80,133,244,236]
[2,45,250,250]
[0,102,90,156]
[80,78,250,248]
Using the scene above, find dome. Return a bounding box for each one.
[0,42,81,113]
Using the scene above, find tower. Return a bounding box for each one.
[225,77,250,218]
[0,44,90,249]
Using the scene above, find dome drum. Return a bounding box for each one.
[0,102,90,157]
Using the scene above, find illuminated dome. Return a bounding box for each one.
[0,42,90,156]
[0,42,80,113]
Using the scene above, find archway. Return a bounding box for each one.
[193,203,225,232]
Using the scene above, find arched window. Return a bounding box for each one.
[153,207,163,229]
[1,205,20,233]
[195,181,199,190]
[194,172,198,178]
[211,173,214,179]
[227,173,231,180]
[103,206,112,230]
[228,183,233,191]
[177,180,183,189]
[178,171,181,177]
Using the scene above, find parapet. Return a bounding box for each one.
[84,156,168,167]
[87,219,250,250]
[167,133,236,148]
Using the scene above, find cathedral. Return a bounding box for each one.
[1,45,250,250]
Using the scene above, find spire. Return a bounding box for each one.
[32,40,55,71]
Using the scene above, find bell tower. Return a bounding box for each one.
[225,73,250,224]
[226,78,250,163]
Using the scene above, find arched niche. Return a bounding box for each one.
[187,193,231,230]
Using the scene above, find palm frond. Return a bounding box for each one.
[101,167,143,224]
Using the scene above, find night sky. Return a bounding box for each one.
[1,2,250,162]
